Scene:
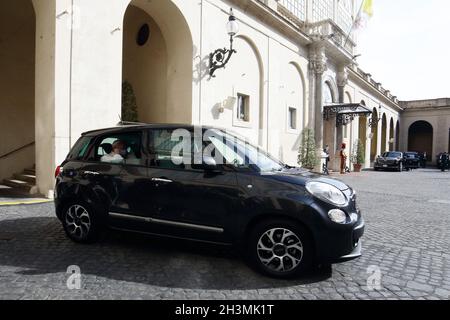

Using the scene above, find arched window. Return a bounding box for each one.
[323,82,334,104]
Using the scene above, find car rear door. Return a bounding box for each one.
[78,131,153,230]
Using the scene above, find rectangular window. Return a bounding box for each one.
[312,0,333,22]
[237,93,250,122]
[279,0,306,21]
[288,107,297,130]
[94,132,143,166]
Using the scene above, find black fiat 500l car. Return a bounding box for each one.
[54,124,364,278]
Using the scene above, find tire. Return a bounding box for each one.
[247,219,313,279]
[62,200,100,244]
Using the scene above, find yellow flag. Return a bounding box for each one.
[363,0,374,17]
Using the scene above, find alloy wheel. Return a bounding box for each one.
[256,228,303,273]
[65,205,91,240]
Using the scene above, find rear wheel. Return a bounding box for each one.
[247,220,313,278]
[62,201,100,244]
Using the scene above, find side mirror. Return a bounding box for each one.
[203,156,218,171]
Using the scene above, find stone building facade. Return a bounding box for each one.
[0,0,445,197]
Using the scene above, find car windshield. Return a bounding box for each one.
[405,153,418,158]
[383,152,402,158]
[208,129,285,172]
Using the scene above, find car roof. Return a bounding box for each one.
[82,123,216,137]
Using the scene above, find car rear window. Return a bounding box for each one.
[67,136,92,161]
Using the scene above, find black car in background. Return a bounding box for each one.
[437,153,450,171]
[374,151,404,172]
[403,152,420,170]
[54,124,364,279]
[417,152,427,168]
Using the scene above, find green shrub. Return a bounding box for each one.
[351,139,365,165]
[298,128,319,169]
[121,80,138,122]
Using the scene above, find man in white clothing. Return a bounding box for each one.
[101,140,126,164]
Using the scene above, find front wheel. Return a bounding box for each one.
[62,201,100,244]
[247,220,313,278]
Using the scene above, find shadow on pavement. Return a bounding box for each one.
[0,216,332,290]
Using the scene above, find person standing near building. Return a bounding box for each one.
[324,145,330,169]
[340,143,348,174]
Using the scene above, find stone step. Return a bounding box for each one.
[2,179,37,194]
[14,173,36,184]
[24,168,36,175]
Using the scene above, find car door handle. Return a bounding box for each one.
[83,171,100,176]
[151,178,173,183]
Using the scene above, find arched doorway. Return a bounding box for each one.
[381,114,387,154]
[122,0,193,125]
[278,62,304,165]
[370,108,379,161]
[218,35,264,147]
[389,118,394,151]
[408,121,433,161]
[323,81,336,152]
[395,120,400,150]
[0,0,36,183]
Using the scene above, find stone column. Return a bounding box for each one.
[33,0,57,197]
[309,44,327,149]
[309,43,327,172]
[336,66,348,151]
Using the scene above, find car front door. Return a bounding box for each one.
[143,128,242,243]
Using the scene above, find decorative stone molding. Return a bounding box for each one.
[337,67,348,87]
[309,45,327,74]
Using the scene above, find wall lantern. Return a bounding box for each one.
[209,8,239,78]
[368,105,382,128]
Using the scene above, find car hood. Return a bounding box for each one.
[262,168,350,191]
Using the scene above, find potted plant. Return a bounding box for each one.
[351,139,365,172]
[298,128,319,170]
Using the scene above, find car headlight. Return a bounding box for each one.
[306,181,348,207]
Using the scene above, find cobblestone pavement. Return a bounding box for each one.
[0,169,449,300]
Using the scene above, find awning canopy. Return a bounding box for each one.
[323,103,372,127]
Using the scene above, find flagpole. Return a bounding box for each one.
[344,0,365,48]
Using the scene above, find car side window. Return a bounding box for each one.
[93,132,143,166]
[67,136,92,161]
[148,129,200,170]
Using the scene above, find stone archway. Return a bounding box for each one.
[323,81,337,151]
[389,118,394,151]
[395,120,400,150]
[122,0,193,125]
[0,0,36,185]
[370,108,379,162]
[408,120,433,161]
[381,113,387,154]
